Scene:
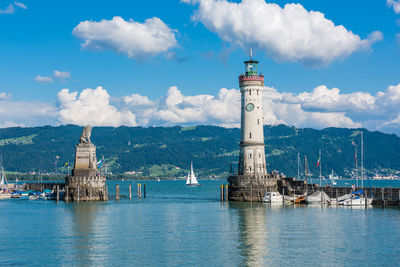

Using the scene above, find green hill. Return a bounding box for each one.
[0,124,399,180]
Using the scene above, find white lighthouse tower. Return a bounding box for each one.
[238,52,267,177]
[228,52,277,202]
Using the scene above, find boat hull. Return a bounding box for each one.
[341,197,373,206]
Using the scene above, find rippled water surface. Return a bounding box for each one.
[1,180,400,266]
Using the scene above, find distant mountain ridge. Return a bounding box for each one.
[0,124,399,179]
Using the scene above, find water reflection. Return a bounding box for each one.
[67,203,107,265]
[230,202,268,266]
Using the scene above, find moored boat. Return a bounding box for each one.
[263,191,283,203]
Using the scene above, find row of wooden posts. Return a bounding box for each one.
[116,183,146,200]
[62,183,147,202]
[220,185,229,202]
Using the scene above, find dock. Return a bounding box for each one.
[277,178,400,206]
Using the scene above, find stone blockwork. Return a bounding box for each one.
[228,175,280,202]
[65,126,108,201]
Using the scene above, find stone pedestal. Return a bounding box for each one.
[65,142,107,201]
[228,174,279,202]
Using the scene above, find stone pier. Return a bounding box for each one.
[65,125,107,201]
[228,175,279,202]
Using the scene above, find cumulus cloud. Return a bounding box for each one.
[0,95,57,127]
[1,83,399,135]
[73,16,178,59]
[57,86,137,127]
[51,83,400,134]
[387,0,400,14]
[35,75,54,83]
[155,86,240,126]
[184,0,382,67]
[123,94,155,107]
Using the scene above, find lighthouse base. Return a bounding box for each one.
[228,174,281,202]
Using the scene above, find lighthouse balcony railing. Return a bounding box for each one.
[239,74,264,82]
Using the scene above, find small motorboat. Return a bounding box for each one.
[263,191,283,203]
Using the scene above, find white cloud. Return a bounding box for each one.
[35,70,71,83]
[54,70,71,79]
[73,16,178,59]
[0,83,399,135]
[57,86,137,127]
[123,94,155,106]
[0,1,26,14]
[155,86,240,126]
[0,96,57,127]
[14,1,27,10]
[185,0,382,67]
[0,4,15,14]
[35,75,54,83]
[0,92,10,101]
[388,0,400,14]
[0,121,25,128]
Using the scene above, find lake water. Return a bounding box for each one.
[1,180,400,266]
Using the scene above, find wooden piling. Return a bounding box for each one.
[220,185,224,201]
[56,185,59,202]
[144,184,146,198]
[225,185,228,202]
[382,188,385,207]
[129,184,132,200]
[365,190,367,209]
[116,184,120,200]
[105,185,108,200]
[336,189,338,206]
[350,191,352,206]
[77,185,80,202]
[65,185,69,202]
[282,188,285,205]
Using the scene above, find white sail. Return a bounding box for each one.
[186,162,199,186]
[186,171,191,184]
[0,167,5,186]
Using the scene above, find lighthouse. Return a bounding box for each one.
[228,52,278,202]
[238,52,267,177]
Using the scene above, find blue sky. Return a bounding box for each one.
[1,0,400,134]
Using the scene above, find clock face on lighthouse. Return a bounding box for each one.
[245,103,255,112]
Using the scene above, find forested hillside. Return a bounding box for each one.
[0,124,399,179]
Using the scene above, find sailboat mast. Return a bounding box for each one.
[297,152,300,180]
[355,145,358,188]
[305,155,308,196]
[361,131,364,190]
[319,149,322,187]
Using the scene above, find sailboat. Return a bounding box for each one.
[186,162,200,186]
[0,166,11,199]
[306,149,330,204]
[340,131,372,206]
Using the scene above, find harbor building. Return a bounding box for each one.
[228,53,281,201]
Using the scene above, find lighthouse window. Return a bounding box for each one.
[257,119,259,125]
[249,132,252,139]
[257,91,259,96]
[249,90,251,96]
